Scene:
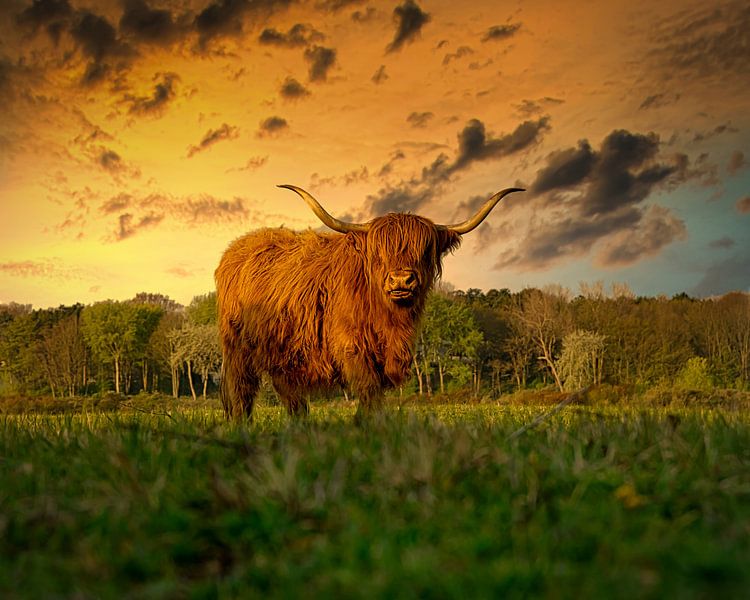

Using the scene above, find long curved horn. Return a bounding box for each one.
[439,188,525,234]
[278,184,370,233]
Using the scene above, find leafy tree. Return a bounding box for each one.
[419,293,483,394]
[557,329,607,391]
[150,310,186,396]
[186,292,217,326]
[510,287,572,391]
[36,309,87,397]
[81,301,163,394]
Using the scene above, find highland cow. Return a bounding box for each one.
[215,184,523,420]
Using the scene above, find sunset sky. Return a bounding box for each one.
[1,0,748,308]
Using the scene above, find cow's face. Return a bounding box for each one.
[365,214,461,308]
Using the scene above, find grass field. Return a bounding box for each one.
[1,398,749,598]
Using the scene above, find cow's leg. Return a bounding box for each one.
[353,386,384,423]
[272,377,310,418]
[220,349,259,421]
[341,355,385,422]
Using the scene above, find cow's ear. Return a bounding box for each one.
[439,229,462,255]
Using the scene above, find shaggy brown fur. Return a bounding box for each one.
[215,213,461,420]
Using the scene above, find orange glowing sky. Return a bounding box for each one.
[1,0,748,308]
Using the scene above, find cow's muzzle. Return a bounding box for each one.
[386,269,418,301]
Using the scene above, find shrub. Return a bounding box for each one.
[674,357,714,391]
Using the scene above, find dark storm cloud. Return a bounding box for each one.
[530,141,596,194]
[689,254,750,297]
[530,130,677,216]
[193,0,294,48]
[193,0,249,46]
[493,129,696,270]
[406,111,433,128]
[187,123,239,157]
[494,208,643,270]
[737,196,750,214]
[445,116,550,177]
[259,23,323,47]
[279,76,310,99]
[649,1,750,82]
[71,11,132,62]
[125,72,179,115]
[371,64,388,84]
[366,186,433,215]
[304,45,336,81]
[16,0,72,42]
[0,58,14,98]
[257,116,288,137]
[582,130,675,216]
[119,0,183,46]
[481,23,521,42]
[595,205,687,267]
[365,117,549,215]
[64,10,135,85]
[386,0,430,53]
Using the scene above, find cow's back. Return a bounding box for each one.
[215,227,343,383]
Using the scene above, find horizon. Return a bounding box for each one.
[1,0,749,308]
[4,283,749,313]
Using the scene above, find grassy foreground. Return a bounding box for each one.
[1,401,749,598]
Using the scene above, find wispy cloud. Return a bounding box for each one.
[225,156,269,173]
[125,72,180,116]
[406,111,434,128]
[727,150,746,175]
[442,46,473,66]
[187,123,240,157]
[648,1,750,85]
[259,23,324,47]
[102,193,256,241]
[372,64,388,84]
[481,23,521,42]
[0,258,96,281]
[709,236,735,249]
[116,212,164,240]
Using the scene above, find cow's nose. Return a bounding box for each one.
[389,270,418,289]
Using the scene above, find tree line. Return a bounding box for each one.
[0,292,220,400]
[1,284,748,400]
